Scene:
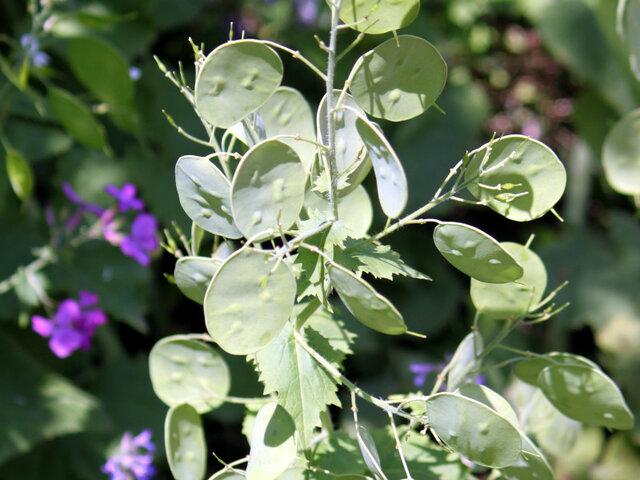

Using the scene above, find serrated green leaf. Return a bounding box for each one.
[165,403,207,480]
[149,334,230,413]
[335,239,430,281]
[304,185,373,239]
[304,306,356,367]
[5,149,33,200]
[246,402,297,480]
[254,323,341,451]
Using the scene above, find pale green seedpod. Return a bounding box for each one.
[514,352,600,386]
[465,135,566,221]
[355,114,408,218]
[47,86,106,149]
[5,149,33,200]
[538,365,634,430]
[433,222,523,283]
[470,242,547,319]
[337,0,420,34]
[602,108,640,195]
[303,185,373,238]
[315,91,372,195]
[229,87,317,172]
[174,256,223,304]
[149,334,230,413]
[328,263,407,335]
[195,40,283,128]
[425,392,522,468]
[457,383,519,426]
[231,139,306,240]
[356,426,383,478]
[208,471,245,480]
[175,155,242,239]
[349,35,447,122]
[67,36,133,105]
[246,402,296,480]
[447,331,483,391]
[204,248,296,355]
[165,403,207,480]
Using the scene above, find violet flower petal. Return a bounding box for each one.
[32,316,54,337]
[49,327,84,358]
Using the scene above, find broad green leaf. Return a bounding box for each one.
[246,402,296,480]
[254,323,341,450]
[328,263,407,335]
[231,139,306,240]
[457,383,518,426]
[149,334,230,413]
[315,91,371,196]
[204,248,296,355]
[195,40,283,128]
[5,149,33,200]
[334,238,430,281]
[457,384,553,480]
[67,36,133,105]
[349,35,447,122]
[470,242,547,319]
[618,0,640,81]
[538,365,634,429]
[514,353,599,386]
[433,222,523,283]
[525,389,582,454]
[47,87,106,149]
[447,331,483,391]
[0,334,110,464]
[165,403,207,480]
[230,87,316,171]
[425,393,522,468]
[338,0,420,34]
[303,306,356,365]
[209,471,246,479]
[355,115,408,218]
[304,185,373,239]
[356,426,383,478]
[602,108,640,195]
[465,135,566,221]
[175,155,242,239]
[174,256,223,304]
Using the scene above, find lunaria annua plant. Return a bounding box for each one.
[150,2,634,479]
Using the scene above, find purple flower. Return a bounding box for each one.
[119,213,158,266]
[21,33,50,67]
[410,362,445,388]
[105,183,145,212]
[295,0,319,26]
[62,182,105,217]
[31,291,107,358]
[102,429,156,480]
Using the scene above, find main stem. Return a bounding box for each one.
[325,0,343,220]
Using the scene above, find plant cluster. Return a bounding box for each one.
[150,2,635,480]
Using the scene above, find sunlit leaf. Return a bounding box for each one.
[514,353,599,386]
[231,139,306,240]
[602,108,640,195]
[538,365,634,429]
[165,403,207,480]
[195,40,283,128]
[426,392,522,468]
[5,149,33,200]
[204,248,296,355]
[338,0,420,34]
[465,135,566,221]
[175,155,242,239]
[470,242,547,319]
[328,263,407,335]
[433,222,523,283]
[246,402,296,480]
[149,334,230,413]
[355,115,408,218]
[349,35,447,122]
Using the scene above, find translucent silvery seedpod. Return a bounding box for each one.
[464,135,566,221]
[165,403,207,480]
[337,0,420,34]
[349,35,447,122]
[314,91,372,197]
[602,108,640,195]
[195,40,283,128]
